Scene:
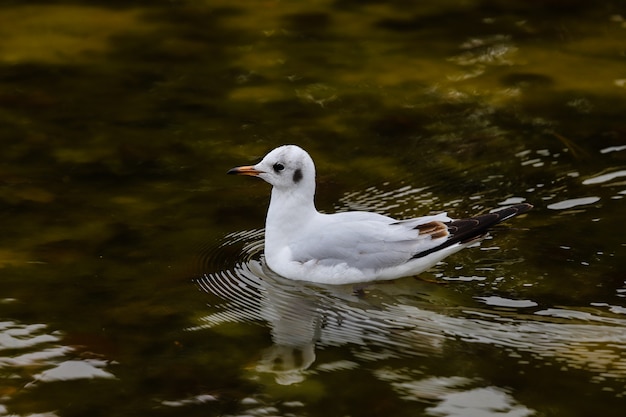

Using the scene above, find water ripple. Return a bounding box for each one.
[193,227,626,390]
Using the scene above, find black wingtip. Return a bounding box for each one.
[412,202,532,259]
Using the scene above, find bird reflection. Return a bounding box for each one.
[195,258,449,384]
[252,262,319,385]
[194,253,626,388]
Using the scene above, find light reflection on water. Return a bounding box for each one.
[0,321,115,416]
[517,145,626,209]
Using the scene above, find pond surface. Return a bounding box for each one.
[1,1,626,416]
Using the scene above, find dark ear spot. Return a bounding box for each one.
[293,168,303,183]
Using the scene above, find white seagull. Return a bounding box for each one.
[228,145,531,285]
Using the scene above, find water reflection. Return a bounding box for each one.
[0,320,116,416]
[424,386,533,417]
[194,247,446,386]
[194,224,626,398]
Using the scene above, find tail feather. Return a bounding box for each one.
[412,203,532,259]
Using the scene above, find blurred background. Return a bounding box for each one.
[1,1,625,416]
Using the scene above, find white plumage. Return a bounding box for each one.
[228,145,531,284]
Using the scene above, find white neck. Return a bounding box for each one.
[264,186,318,254]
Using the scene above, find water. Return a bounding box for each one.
[1,1,626,416]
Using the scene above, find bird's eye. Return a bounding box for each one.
[273,163,285,172]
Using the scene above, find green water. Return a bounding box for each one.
[1,1,626,416]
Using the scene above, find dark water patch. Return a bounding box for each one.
[282,12,333,37]
[501,72,555,89]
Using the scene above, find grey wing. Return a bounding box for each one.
[288,219,448,270]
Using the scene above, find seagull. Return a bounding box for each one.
[228,145,531,285]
